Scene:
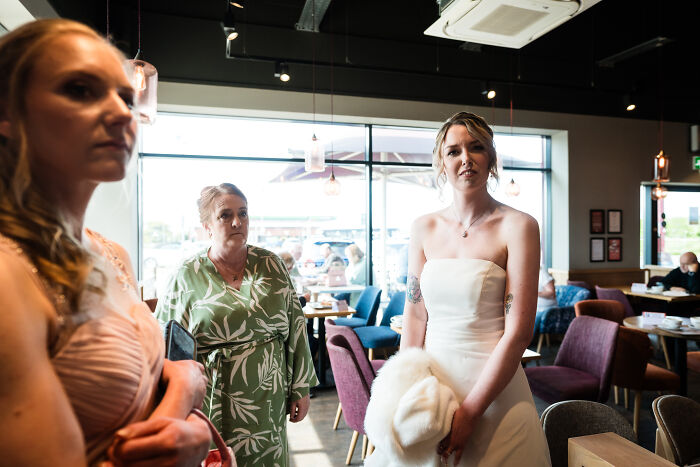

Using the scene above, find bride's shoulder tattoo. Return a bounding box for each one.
[407,273,423,304]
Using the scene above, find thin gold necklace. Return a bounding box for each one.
[210,250,247,282]
[451,204,490,238]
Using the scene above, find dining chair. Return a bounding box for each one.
[144,298,158,312]
[525,316,619,404]
[534,285,591,353]
[354,291,405,361]
[647,275,666,287]
[333,286,382,328]
[595,285,672,369]
[652,395,700,466]
[611,327,679,436]
[594,286,636,317]
[327,334,374,465]
[540,400,635,467]
[325,318,385,432]
[688,351,700,374]
[567,280,596,299]
[574,299,625,324]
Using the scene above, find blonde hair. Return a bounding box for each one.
[345,244,364,264]
[433,111,498,189]
[278,251,295,270]
[197,183,248,223]
[0,19,119,311]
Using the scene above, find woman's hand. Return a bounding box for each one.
[106,414,211,467]
[161,359,208,411]
[289,394,310,423]
[437,405,479,466]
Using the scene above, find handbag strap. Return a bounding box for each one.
[191,408,232,467]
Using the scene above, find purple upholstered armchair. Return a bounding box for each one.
[594,286,636,317]
[327,334,374,465]
[326,318,385,432]
[524,316,619,403]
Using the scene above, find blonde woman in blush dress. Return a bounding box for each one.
[400,112,551,466]
[0,19,211,465]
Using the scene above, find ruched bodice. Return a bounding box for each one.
[421,259,551,466]
[0,231,164,465]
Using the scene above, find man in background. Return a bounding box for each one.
[661,251,700,294]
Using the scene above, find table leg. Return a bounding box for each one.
[672,337,688,396]
[314,317,332,388]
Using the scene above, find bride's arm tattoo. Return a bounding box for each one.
[407,274,423,304]
[504,293,514,314]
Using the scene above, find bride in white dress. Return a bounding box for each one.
[401,112,551,466]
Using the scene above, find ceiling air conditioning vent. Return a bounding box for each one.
[426,0,603,49]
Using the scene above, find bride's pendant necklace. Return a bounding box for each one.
[451,204,489,238]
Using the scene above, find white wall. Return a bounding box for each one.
[86,81,699,272]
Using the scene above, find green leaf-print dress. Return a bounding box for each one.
[155,245,319,467]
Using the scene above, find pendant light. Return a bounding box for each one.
[505,96,520,197]
[324,35,341,196]
[651,48,669,200]
[304,0,325,173]
[124,0,157,124]
[651,183,668,200]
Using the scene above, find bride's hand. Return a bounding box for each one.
[437,405,478,466]
[160,359,208,410]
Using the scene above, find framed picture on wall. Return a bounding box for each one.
[590,237,605,262]
[607,209,622,234]
[608,237,622,262]
[590,209,605,234]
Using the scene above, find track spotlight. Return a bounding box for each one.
[230,0,245,8]
[481,82,496,100]
[275,62,290,82]
[221,4,238,41]
[623,94,636,111]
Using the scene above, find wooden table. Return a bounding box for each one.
[307,284,366,302]
[390,323,542,366]
[303,304,355,388]
[620,286,700,316]
[568,432,675,466]
[623,315,700,396]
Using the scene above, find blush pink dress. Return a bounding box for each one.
[0,230,164,464]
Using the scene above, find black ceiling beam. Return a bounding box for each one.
[295,0,332,32]
[597,36,674,68]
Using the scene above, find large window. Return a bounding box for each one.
[139,114,551,300]
[642,185,700,267]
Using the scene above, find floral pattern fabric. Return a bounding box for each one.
[155,245,318,467]
[534,285,591,335]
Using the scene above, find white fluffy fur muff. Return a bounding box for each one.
[364,347,459,467]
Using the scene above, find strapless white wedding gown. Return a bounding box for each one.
[422,259,551,467]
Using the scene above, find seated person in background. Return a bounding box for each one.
[280,252,318,358]
[281,238,303,267]
[279,251,302,281]
[537,265,557,311]
[345,244,366,306]
[661,251,700,294]
[317,243,345,273]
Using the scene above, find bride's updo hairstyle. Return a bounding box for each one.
[433,111,498,189]
[0,19,119,312]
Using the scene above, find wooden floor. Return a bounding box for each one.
[287,340,700,466]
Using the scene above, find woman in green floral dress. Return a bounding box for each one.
[156,183,318,467]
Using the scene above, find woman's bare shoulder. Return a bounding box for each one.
[0,252,53,361]
[496,203,538,232]
[411,209,446,235]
